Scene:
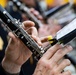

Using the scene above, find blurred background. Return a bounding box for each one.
[0,0,76,75]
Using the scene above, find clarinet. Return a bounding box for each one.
[0,5,47,61]
[11,0,43,29]
[44,3,70,19]
[0,5,76,65]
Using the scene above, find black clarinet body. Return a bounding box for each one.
[44,3,70,19]
[0,5,45,61]
[12,0,43,29]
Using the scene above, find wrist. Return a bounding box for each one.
[2,57,21,74]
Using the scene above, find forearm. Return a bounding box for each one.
[1,57,21,75]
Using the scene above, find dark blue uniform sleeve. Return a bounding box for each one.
[0,64,20,75]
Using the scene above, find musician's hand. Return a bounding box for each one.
[2,21,42,74]
[38,24,61,37]
[22,8,43,22]
[30,8,43,21]
[33,44,73,75]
